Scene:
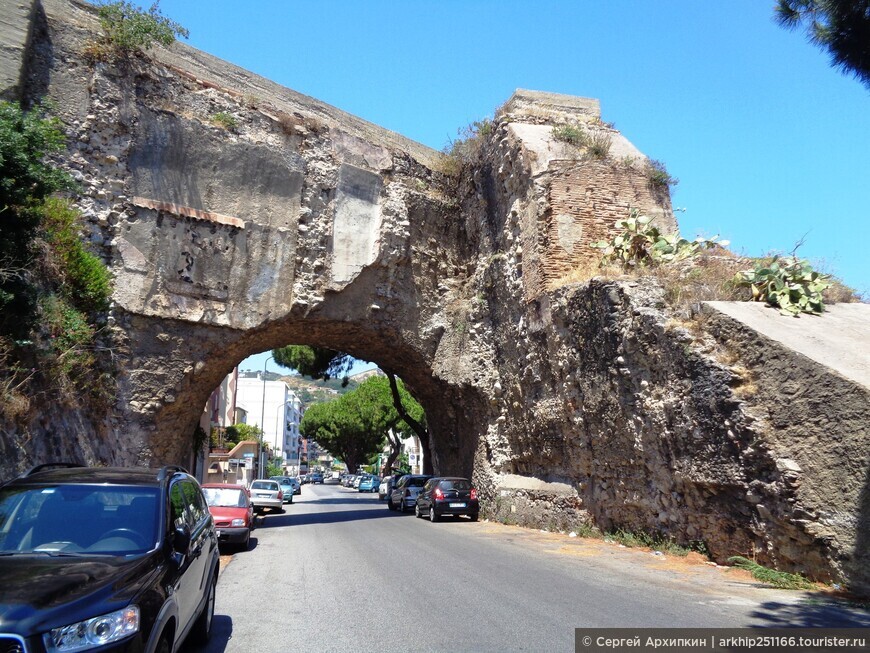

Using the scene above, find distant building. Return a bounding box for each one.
[236,373,303,473]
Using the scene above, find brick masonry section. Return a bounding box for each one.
[132,197,246,229]
[544,160,674,289]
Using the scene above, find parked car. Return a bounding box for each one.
[388,474,432,512]
[286,476,301,495]
[342,474,357,488]
[249,479,284,514]
[379,474,401,500]
[358,475,380,492]
[202,483,254,550]
[0,463,220,652]
[310,472,324,484]
[270,476,296,503]
[353,475,364,489]
[416,477,480,522]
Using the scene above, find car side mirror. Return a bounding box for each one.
[173,524,191,554]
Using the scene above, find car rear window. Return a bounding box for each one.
[251,481,277,490]
[439,479,471,490]
[406,477,428,487]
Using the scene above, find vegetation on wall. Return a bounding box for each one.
[591,210,728,269]
[85,1,188,61]
[734,255,831,316]
[584,208,852,317]
[0,101,113,420]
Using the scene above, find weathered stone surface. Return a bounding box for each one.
[2,0,868,597]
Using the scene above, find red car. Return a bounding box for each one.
[201,483,255,551]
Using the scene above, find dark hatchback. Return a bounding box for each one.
[0,464,220,653]
[415,477,479,522]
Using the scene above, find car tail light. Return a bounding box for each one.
[277,490,283,500]
[470,487,477,500]
[434,487,444,500]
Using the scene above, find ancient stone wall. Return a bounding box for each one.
[1,0,867,597]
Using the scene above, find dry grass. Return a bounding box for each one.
[0,338,33,423]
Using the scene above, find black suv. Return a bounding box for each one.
[0,464,220,653]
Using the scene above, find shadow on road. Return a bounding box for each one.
[180,614,232,652]
[256,505,401,528]
[747,594,870,628]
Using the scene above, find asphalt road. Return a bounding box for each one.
[184,481,869,653]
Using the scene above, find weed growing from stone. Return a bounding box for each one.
[212,112,238,131]
[728,556,815,590]
[96,1,188,54]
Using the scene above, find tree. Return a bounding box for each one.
[272,345,354,386]
[774,0,870,89]
[300,395,382,474]
[225,423,263,445]
[275,344,432,472]
[353,375,427,476]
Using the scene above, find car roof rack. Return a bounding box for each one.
[157,465,189,481]
[23,462,86,476]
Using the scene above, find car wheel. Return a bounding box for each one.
[387,498,395,511]
[398,500,406,513]
[154,633,171,653]
[469,513,479,522]
[415,503,421,518]
[241,530,250,551]
[429,506,438,523]
[190,572,216,645]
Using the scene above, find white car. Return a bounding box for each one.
[249,479,284,514]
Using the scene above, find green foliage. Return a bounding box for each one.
[591,209,728,270]
[266,459,283,477]
[0,103,113,412]
[552,124,588,146]
[440,119,493,175]
[211,112,238,131]
[552,124,611,159]
[728,556,815,590]
[300,375,425,474]
[734,255,831,316]
[774,0,870,89]
[42,198,111,313]
[587,132,612,159]
[225,423,263,445]
[273,345,354,385]
[644,158,678,189]
[606,529,693,557]
[41,295,96,380]
[96,1,188,54]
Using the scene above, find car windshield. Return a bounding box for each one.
[0,484,160,555]
[203,487,248,508]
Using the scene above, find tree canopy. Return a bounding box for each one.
[272,345,354,385]
[774,0,870,89]
[299,375,425,474]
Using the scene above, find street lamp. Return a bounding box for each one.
[258,355,274,479]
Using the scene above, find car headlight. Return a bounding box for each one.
[44,605,139,652]
[231,518,246,527]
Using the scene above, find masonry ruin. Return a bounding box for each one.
[1,0,868,596]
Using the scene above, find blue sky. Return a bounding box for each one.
[156,1,868,373]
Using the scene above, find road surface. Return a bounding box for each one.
[186,481,868,653]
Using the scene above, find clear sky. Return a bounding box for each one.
[156,0,868,375]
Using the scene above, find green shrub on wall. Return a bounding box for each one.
[96,1,188,53]
[734,255,831,316]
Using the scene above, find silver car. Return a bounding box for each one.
[388,474,432,512]
[249,479,284,514]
